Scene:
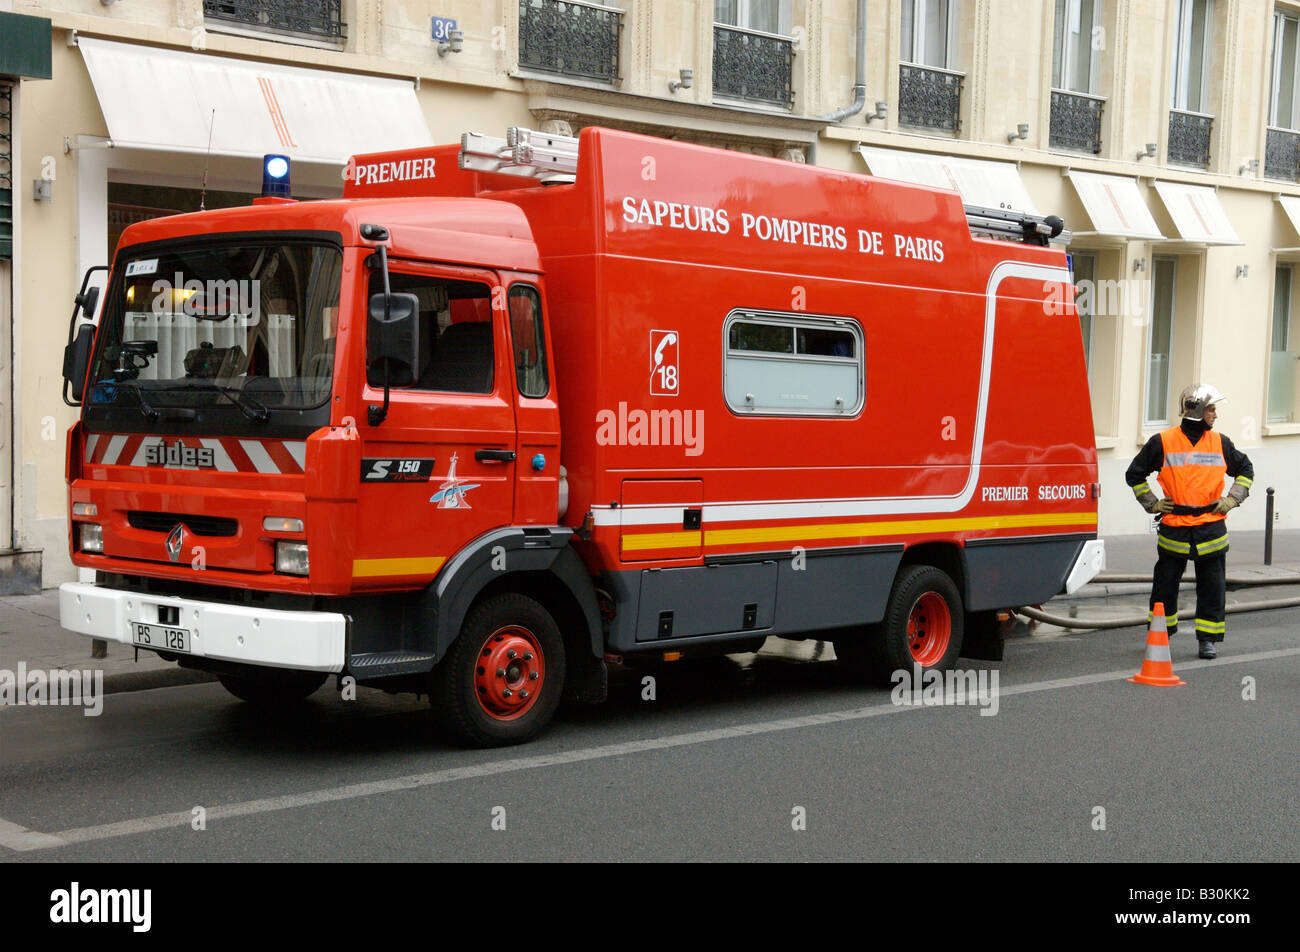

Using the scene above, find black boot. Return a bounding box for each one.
[1198,639,1217,660]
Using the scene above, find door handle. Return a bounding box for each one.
[475,449,517,463]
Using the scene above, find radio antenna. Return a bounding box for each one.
[199,109,215,211]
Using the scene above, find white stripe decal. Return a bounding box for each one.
[202,438,237,473]
[595,261,1071,528]
[285,441,307,469]
[84,434,99,459]
[239,439,278,474]
[102,435,127,466]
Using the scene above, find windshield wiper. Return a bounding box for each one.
[157,382,271,423]
[214,384,270,423]
[112,381,201,421]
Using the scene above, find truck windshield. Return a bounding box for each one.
[88,240,342,413]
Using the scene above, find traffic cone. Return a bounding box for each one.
[1128,602,1186,687]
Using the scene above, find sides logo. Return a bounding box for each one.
[145,440,216,469]
[166,524,187,563]
[428,453,480,509]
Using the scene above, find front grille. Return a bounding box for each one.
[127,511,238,537]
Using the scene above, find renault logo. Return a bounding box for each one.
[166,524,187,563]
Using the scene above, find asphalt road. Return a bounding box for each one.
[1,602,1297,863]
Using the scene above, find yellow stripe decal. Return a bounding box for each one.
[621,530,703,552]
[352,556,447,578]
[621,512,1097,551]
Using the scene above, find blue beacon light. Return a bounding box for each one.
[262,154,291,198]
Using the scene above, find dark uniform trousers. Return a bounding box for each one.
[1151,521,1228,641]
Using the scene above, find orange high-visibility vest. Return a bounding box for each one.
[1157,427,1227,527]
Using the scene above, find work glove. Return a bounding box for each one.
[1154,497,1175,514]
[1213,496,1239,514]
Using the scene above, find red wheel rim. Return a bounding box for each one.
[473,626,545,721]
[907,592,951,666]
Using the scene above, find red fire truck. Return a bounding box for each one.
[59,127,1103,746]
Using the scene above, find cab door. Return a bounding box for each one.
[353,263,516,588]
[503,276,561,526]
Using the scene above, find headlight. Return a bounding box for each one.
[275,541,309,576]
[80,523,104,553]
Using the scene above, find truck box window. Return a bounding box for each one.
[723,310,863,416]
[368,272,495,394]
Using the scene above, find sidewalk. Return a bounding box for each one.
[3,529,1298,694]
[0,590,213,694]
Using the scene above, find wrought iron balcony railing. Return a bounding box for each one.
[518,0,623,84]
[203,0,345,42]
[898,64,963,134]
[712,23,794,109]
[1167,109,1212,169]
[1265,126,1300,182]
[1,83,11,260]
[1049,89,1105,154]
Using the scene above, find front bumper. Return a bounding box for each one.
[58,582,347,673]
[1064,539,1106,594]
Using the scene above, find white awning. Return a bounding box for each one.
[1152,181,1242,245]
[1276,195,1300,243]
[78,38,432,164]
[856,146,1040,214]
[1065,170,1165,240]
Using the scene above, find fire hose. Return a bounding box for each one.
[1013,572,1300,630]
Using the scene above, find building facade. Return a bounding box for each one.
[3,0,1299,588]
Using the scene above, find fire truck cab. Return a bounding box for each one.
[59,127,1104,747]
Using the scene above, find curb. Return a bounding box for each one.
[102,668,217,695]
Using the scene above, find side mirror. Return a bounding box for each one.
[76,285,101,321]
[63,265,108,407]
[366,292,421,388]
[62,325,96,404]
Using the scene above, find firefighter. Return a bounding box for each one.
[1125,384,1254,659]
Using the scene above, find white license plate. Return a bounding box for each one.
[131,622,191,654]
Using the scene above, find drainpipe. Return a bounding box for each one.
[819,0,868,123]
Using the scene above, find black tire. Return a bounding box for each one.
[837,564,964,684]
[430,593,566,748]
[217,668,328,705]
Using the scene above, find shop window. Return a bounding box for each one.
[1144,256,1177,426]
[1269,264,1297,421]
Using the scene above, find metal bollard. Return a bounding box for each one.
[1265,487,1275,566]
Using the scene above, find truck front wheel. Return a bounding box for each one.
[837,564,964,683]
[217,668,328,705]
[430,593,566,748]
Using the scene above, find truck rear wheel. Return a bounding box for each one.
[430,593,566,748]
[217,668,328,705]
[837,564,964,683]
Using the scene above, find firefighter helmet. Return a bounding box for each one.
[1179,383,1226,421]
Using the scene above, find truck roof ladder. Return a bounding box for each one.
[964,204,1070,247]
[460,127,579,183]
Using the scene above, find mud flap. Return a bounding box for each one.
[960,609,1004,662]
[564,651,608,704]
